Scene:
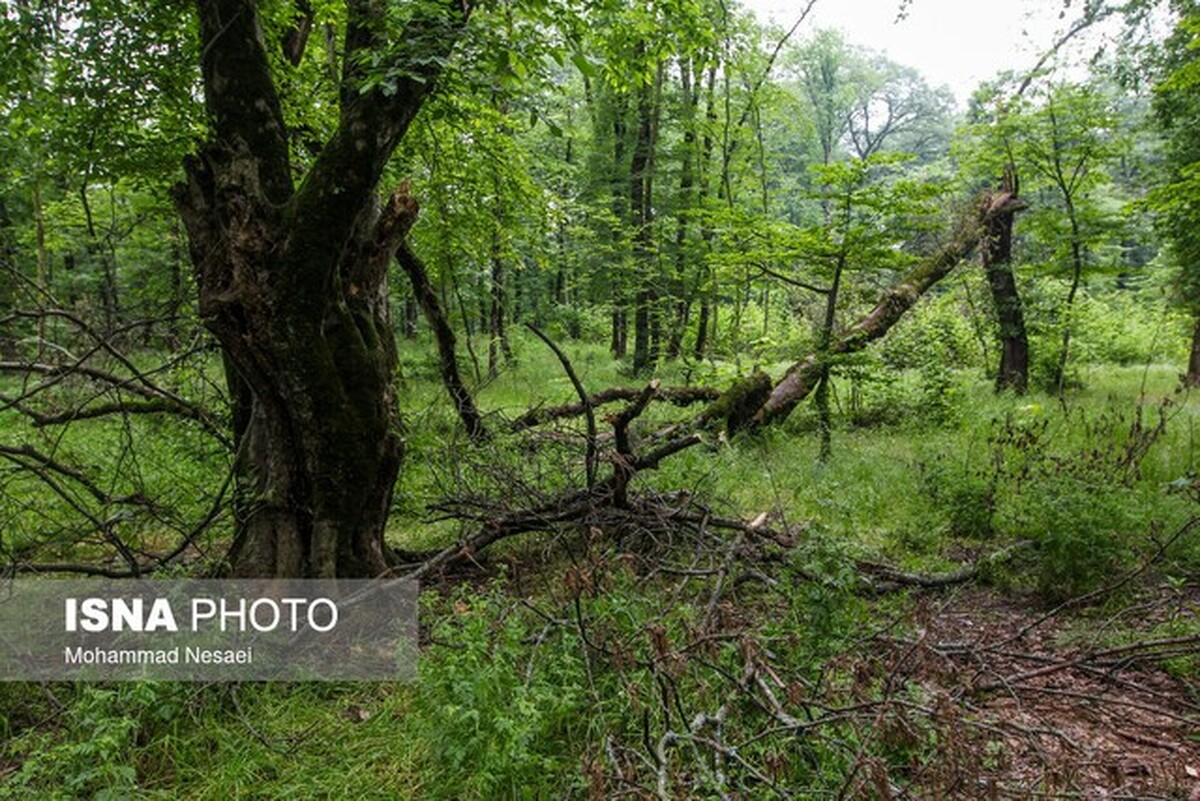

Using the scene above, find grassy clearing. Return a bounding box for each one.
[3,333,1199,797]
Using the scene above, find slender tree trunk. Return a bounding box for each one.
[666,301,690,359]
[488,229,506,379]
[396,244,487,440]
[816,252,844,462]
[611,308,627,357]
[607,91,630,360]
[452,274,483,385]
[983,167,1029,394]
[630,58,661,374]
[1187,313,1200,387]
[666,60,698,361]
[0,199,17,356]
[79,181,120,334]
[688,62,719,363]
[31,180,48,360]
[1054,205,1085,395]
[488,112,513,378]
[694,301,709,360]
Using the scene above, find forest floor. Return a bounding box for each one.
[868,585,1200,798]
[3,342,1200,799]
[387,343,1200,799]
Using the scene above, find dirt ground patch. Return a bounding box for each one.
[874,586,1200,799]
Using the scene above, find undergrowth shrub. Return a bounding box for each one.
[0,683,183,800]
[922,400,1186,603]
[998,475,1144,602]
[881,290,982,372]
[837,350,966,430]
[920,462,997,540]
[407,583,588,800]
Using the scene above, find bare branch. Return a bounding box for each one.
[528,324,598,489]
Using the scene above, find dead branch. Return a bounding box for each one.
[527,323,598,488]
[4,461,233,578]
[4,309,203,408]
[0,444,110,504]
[396,241,487,442]
[510,385,720,431]
[857,541,1033,593]
[611,380,660,507]
[1001,515,1200,647]
[14,398,229,443]
[398,397,704,581]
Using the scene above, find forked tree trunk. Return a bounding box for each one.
[179,162,409,578]
[174,0,466,578]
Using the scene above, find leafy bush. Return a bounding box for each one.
[924,401,1187,603]
[921,461,997,540]
[1,684,183,799]
[406,585,588,800]
[881,290,984,371]
[834,350,966,430]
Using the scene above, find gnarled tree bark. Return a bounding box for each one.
[173,0,468,577]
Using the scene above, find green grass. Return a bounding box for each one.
[1,683,427,800]
[4,328,1200,798]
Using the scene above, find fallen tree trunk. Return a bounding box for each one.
[510,385,720,431]
[752,190,1023,427]
[408,192,1026,579]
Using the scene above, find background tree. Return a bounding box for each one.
[1017,82,1124,393]
[1150,5,1200,383]
[792,154,942,459]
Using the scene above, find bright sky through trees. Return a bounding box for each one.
[744,0,1125,104]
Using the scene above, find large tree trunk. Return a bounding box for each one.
[985,167,1030,394]
[174,0,466,578]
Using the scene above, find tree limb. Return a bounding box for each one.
[528,323,597,488]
